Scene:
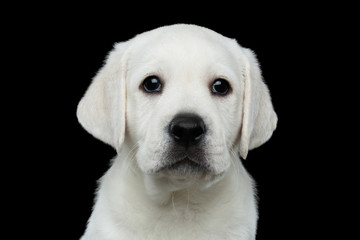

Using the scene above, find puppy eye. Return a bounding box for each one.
[142,76,162,93]
[211,79,230,95]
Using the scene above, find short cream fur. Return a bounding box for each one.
[77,24,277,240]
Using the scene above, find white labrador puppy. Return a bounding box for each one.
[77,24,277,240]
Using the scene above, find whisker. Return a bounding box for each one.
[171,192,178,215]
[229,147,241,179]
[149,140,164,172]
[124,141,140,173]
[186,189,190,211]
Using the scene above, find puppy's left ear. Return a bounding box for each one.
[239,48,278,159]
[77,42,129,152]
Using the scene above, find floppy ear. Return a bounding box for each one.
[239,48,278,159]
[77,42,129,152]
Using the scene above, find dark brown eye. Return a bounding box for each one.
[143,76,162,93]
[211,79,230,95]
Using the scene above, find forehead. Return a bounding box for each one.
[127,26,241,80]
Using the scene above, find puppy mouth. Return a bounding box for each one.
[158,156,211,176]
[167,157,203,170]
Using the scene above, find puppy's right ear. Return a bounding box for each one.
[239,48,278,159]
[77,42,129,152]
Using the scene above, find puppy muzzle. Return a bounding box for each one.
[157,113,211,176]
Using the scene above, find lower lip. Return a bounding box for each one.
[166,157,202,171]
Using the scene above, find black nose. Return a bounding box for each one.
[169,113,206,147]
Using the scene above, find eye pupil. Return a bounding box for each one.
[212,79,230,95]
[143,76,162,93]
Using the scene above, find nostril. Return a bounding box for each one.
[171,124,183,141]
[169,114,206,146]
[192,124,205,141]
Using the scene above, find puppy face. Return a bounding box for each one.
[77,24,277,194]
[125,28,245,182]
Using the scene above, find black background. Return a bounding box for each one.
[7,4,352,240]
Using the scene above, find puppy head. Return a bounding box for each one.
[77,24,277,190]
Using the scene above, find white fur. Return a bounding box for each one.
[77,24,277,240]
